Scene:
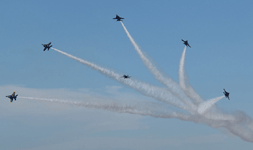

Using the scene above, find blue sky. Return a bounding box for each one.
[0,0,253,149]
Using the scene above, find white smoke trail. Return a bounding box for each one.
[51,48,190,111]
[179,46,204,104]
[50,48,253,143]
[120,22,233,123]
[20,96,253,143]
[117,25,253,142]
[19,96,194,121]
[197,96,225,114]
[203,112,236,121]
[120,22,196,110]
[177,46,237,122]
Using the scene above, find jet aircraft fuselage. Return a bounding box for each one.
[42,42,52,51]
[223,89,230,100]
[122,75,131,79]
[181,39,191,48]
[6,92,18,103]
[113,14,124,21]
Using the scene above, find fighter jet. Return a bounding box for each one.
[113,14,124,21]
[42,42,52,51]
[122,75,131,79]
[6,91,18,103]
[181,39,191,48]
[223,89,230,100]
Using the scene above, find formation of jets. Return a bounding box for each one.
[7,14,231,103]
[6,92,18,103]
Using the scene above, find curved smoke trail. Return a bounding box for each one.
[177,47,253,142]
[179,46,204,104]
[120,22,196,110]
[50,48,253,143]
[51,48,190,111]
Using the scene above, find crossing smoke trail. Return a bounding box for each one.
[179,46,228,117]
[120,22,196,110]
[19,97,194,121]
[20,95,253,142]
[197,96,225,114]
[51,48,253,142]
[177,46,253,142]
[118,23,253,139]
[179,46,204,104]
[51,48,190,111]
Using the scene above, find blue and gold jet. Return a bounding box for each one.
[6,92,18,103]
[42,42,52,51]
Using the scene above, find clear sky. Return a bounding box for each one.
[0,0,253,149]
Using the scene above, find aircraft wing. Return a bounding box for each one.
[10,98,13,103]
[12,92,15,96]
